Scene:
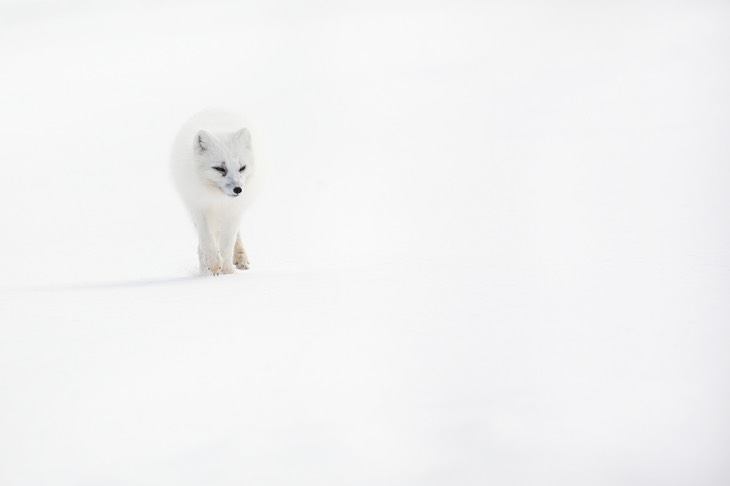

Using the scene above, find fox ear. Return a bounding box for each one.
[235,128,251,148]
[195,130,215,153]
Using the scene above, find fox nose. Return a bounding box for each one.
[233,186,242,194]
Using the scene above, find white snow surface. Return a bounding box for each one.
[1,1,729,484]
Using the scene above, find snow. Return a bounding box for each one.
[0,1,729,484]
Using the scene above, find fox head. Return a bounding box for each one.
[194,128,253,198]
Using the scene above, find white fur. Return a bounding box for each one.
[171,109,259,275]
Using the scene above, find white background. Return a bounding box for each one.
[0,1,728,484]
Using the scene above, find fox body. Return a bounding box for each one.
[171,109,259,275]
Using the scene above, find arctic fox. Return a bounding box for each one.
[171,109,259,275]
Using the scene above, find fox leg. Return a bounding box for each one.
[233,232,250,270]
[193,212,222,275]
[219,221,239,274]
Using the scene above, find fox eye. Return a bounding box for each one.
[213,166,227,175]
[239,165,246,172]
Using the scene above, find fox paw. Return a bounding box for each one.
[233,251,250,270]
[201,253,223,276]
[222,263,236,275]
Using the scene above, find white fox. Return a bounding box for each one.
[171,109,259,275]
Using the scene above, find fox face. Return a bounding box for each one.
[194,128,253,198]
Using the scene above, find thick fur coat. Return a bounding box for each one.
[171,109,259,275]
